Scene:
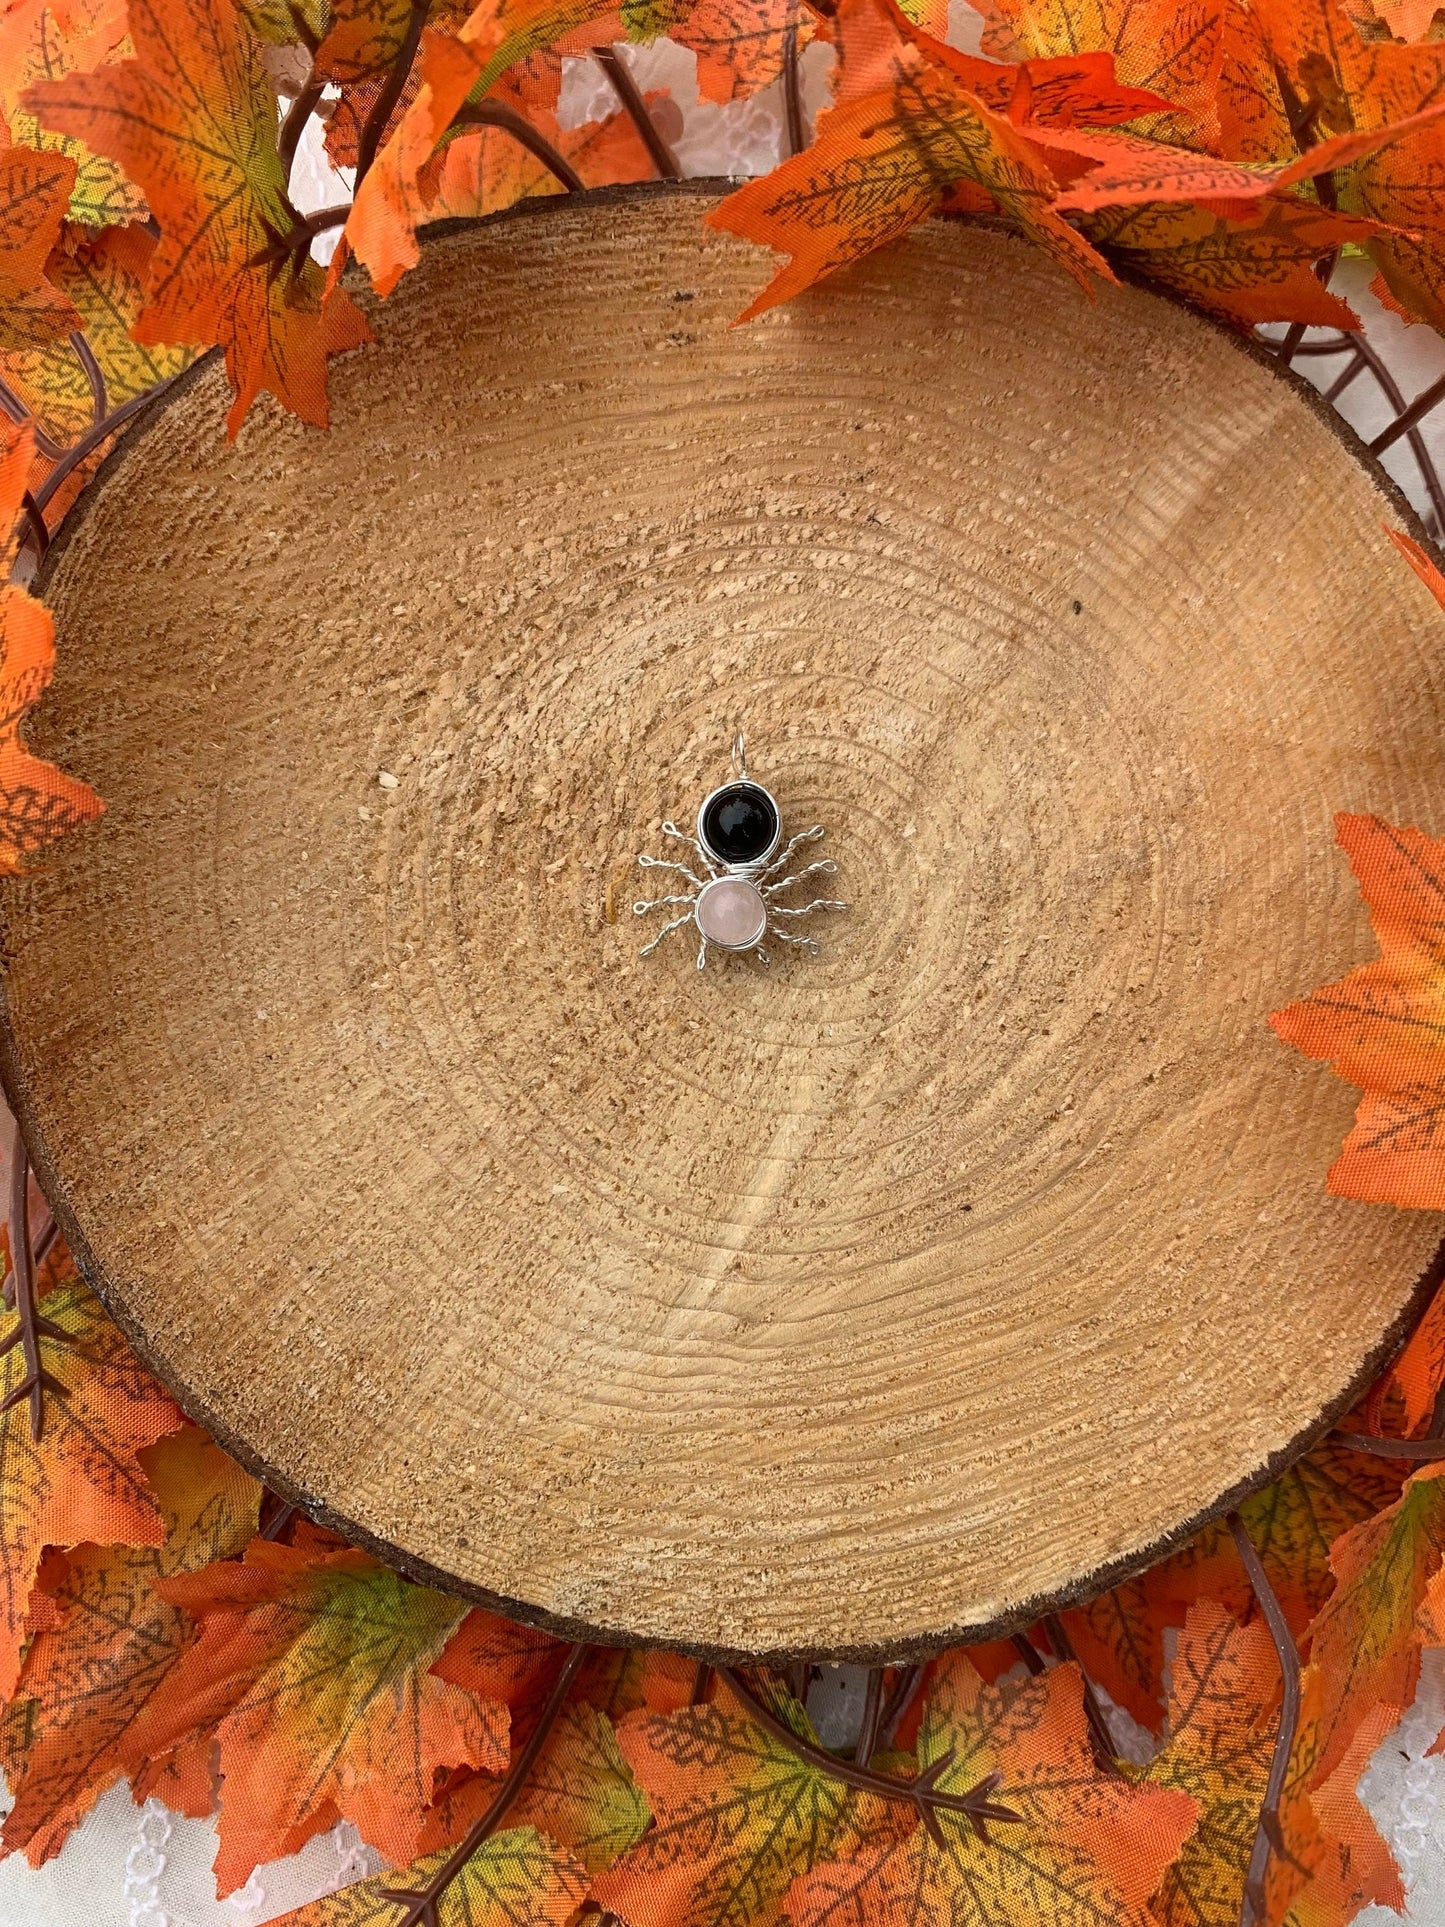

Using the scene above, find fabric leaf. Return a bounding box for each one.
[0,0,148,227]
[29,0,371,435]
[1271,811,1445,1208]
[709,63,1113,323]
[784,1654,1197,1927]
[0,223,197,445]
[1136,1601,1277,1927]
[0,1422,260,1861]
[0,145,81,350]
[264,1828,588,1926]
[0,1235,178,1701]
[592,1680,891,1927]
[120,1524,508,1894]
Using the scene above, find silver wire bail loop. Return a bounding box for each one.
[731,730,748,781]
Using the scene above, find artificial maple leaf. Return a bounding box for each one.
[710,57,1113,322]
[1265,1658,1404,1927]
[670,0,816,105]
[0,1422,260,1863]
[0,0,147,227]
[433,1604,566,1731]
[1386,522,1445,609]
[270,1828,588,1927]
[1216,0,1298,162]
[0,222,196,445]
[785,1654,1197,1927]
[1135,1601,1277,1927]
[29,0,371,435]
[592,1679,893,1927]
[975,0,1228,143]
[0,419,104,865]
[420,1699,650,1867]
[0,144,80,348]
[416,93,660,222]
[120,1523,509,1895]
[344,0,634,294]
[1296,1461,1445,1791]
[1047,96,1445,207]
[1080,194,1380,327]
[0,1235,178,1700]
[1253,0,1445,329]
[1271,811,1445,1208]
[574,1640,698,1720]
[317,0,460,84]
[1059,1434,1406,1730]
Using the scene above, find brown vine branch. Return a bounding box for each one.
[592,45,681,180]
[718,1667,1023,1847]
[782,5,806,157]
[854,1665,884,1767]
[355,0,430,188]
[0,1128,67,1443]
[280,76,327,180]
[452,102,585,193]
[1369,368,1445,458]
[689,1659,712,1705]
[33,380,180,514]
[879,1661,925,1748]
[69,330,107,428]
[1335,1430,1445,1461]
[377,1642,591,1925]
[0,376,63,462]
[1229,1511,1302,1927]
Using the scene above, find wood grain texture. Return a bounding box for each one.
[2,185,1443,1660]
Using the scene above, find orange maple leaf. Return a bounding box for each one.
[784,1654,1197,1927]
[1253,0,1445,331]
[0,223,197,446]
[120,1522,509,1895]
[268,1828,589,1927]
[0,1236,179,1700]
[974,0,1228,144]
[593,1677,895,1927]
[0,419,104,869]
[28,0,371,435]
[1297,1462,1445,1792]
[671,0,817,106]
[1270,812,1445,1208]
[0,1423,260,1862]
[0,143,81,349]
[709,48,1114,322]
[1137,1600,1278,1927]
[1386,522,1445,610]
[0,0,146,228]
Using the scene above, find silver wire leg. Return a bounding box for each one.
[759,826,825,881]
[639,910,696,956]
[762,860,837,897]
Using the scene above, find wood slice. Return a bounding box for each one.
[3,184,1443,1661]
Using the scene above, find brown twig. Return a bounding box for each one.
[0,377,63,461]
[280,76,327,180]
[33,381,181,513]
[689,1659,712,1705]
[878,1661,926,1747]
[1011,1633,1047,1676]
[377,1642,591,1925]
[0,1128,66,1443]
[1042,1613,1119,1772]
[854,1665,885,1767]
[1229,1512,1302,1927]
[1369,368,1445,459]
[592,45,681,180]
[355,0,429,187]
[453,101,585,193]
[718,1667,1023,1846]
[782,4,807,157]
[258,1498,298,1541]
[1335,1430,1445,1461]
[69,330,107,428]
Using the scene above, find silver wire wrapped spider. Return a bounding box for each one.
[634,735,846,969]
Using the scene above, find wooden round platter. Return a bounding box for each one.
[2,183,1442,1660]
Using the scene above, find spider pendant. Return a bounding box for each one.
[634,746,846,969]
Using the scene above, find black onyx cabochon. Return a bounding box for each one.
[700,782,779,867]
